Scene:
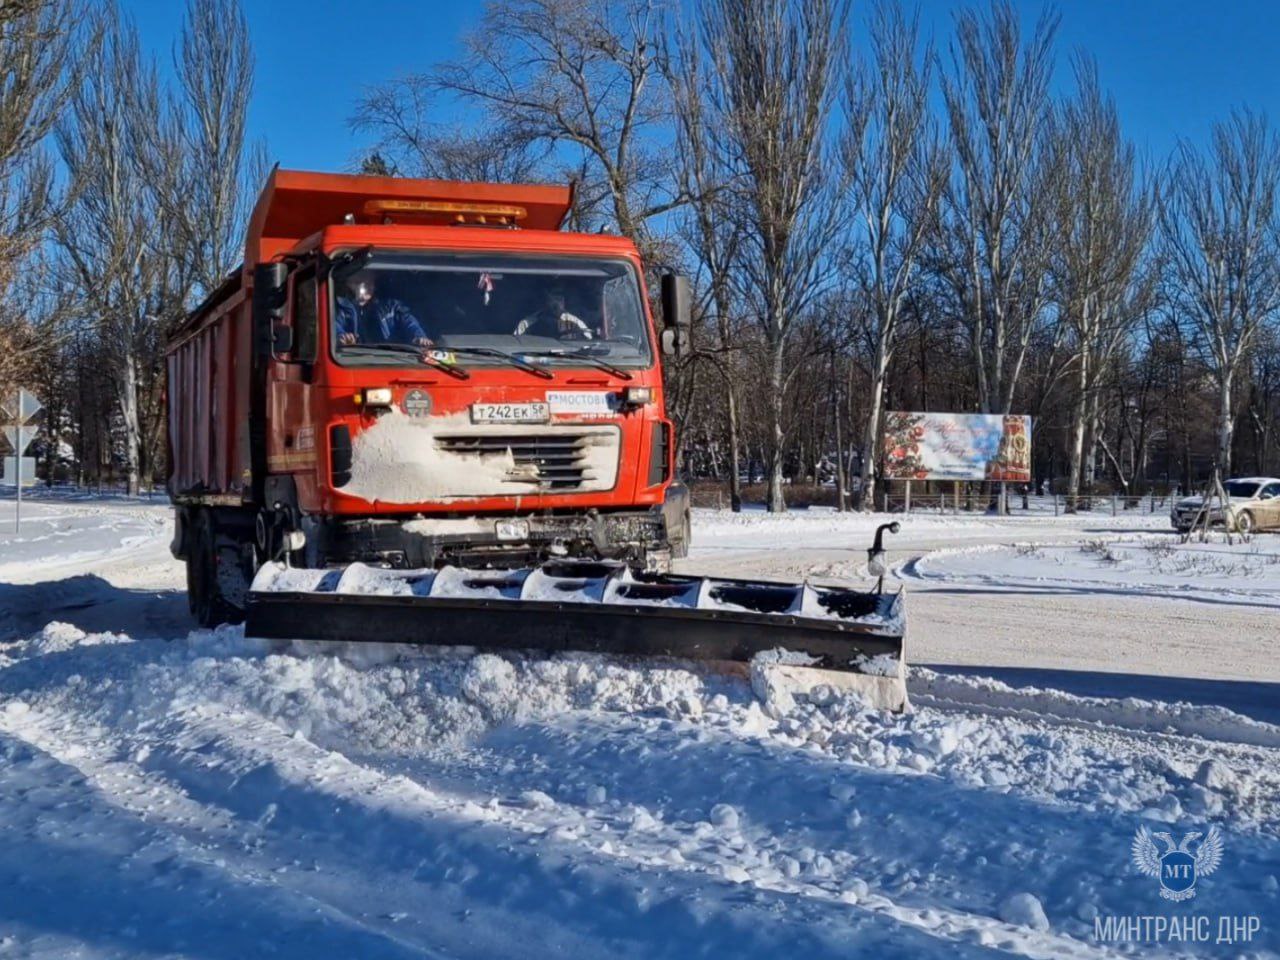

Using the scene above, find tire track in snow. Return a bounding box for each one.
[2,625,1277,957]
[35,700,1135,960]
[906,670,1280,830]
[0,710,440,959]
[1,698,1045,959]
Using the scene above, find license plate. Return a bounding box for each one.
[470,402,550,424]
[495,519,530,541]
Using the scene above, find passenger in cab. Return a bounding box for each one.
[514,286,593,340]
[336,272,433,346]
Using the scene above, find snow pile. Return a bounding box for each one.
[1,624,722,754]
[998,892,1050,932]
[18,621,133,657]
[692,503,1168,549]
[4,624,1276,831]
[912,668,1280,749]
[904,535,1280,607]
[1,621,1279,956]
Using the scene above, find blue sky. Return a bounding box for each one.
[125,0,1280,174]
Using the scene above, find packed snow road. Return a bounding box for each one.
[0,494,1278,958]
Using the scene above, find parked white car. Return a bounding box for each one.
[1170,477,1280,534]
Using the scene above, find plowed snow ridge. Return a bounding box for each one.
[1,622,1278,958]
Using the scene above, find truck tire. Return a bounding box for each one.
[189,509,245,628]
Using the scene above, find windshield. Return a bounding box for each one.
[1224,481,1261,499]
[329,252,652,368]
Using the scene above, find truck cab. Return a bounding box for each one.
[166,170,691,625]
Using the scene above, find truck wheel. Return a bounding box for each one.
[190,510,244,628]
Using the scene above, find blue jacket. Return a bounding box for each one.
[335,297,430,343]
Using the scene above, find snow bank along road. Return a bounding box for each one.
[688,507,1280,692]
[0,495,1278,958]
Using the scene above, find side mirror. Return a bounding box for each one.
[660,274,692,359]
[252,261,290,362]
[661,274,692,330]
[272,322,294,355]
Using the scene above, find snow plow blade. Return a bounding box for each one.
[244,560,907,711]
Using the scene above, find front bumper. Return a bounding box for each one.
[308,506,675,570]
[1171,506,1237,530]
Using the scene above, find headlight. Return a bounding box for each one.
[355,387,393,407]
[623,386,654,406]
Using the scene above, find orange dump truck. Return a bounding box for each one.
[165,168,905,709]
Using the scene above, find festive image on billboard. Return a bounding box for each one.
[883,412,1031,482]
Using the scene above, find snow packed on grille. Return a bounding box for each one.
[341,410,621,503]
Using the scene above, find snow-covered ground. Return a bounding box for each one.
[904,534,1280,607]
[685,506,1280,705]
[0,495,168,580]
[1,493,1278,958]
[0,495,183,644]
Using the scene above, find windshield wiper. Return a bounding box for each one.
[517,347,634,380]
[443,346,554,380]
[339,342,470,379]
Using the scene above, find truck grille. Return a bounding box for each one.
[435,432,612,491]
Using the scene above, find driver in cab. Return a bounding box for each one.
[514,286,593,340]
[336,272,433,347]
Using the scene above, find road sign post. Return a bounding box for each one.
[1,388,42,533]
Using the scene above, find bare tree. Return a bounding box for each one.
[55,14,185,494]
[422,0,680,255]
[844,0,946,510]
[1246,324,1280,473]
[699,0,847,512]
[167,0,266,295]
[0,0,91,393]
[1161,110,1280,476]
[52,0,263,494]
[350,75,547,183]
[1049,57,1153,508]
[936,1,1059,414]
[665,19,746,508]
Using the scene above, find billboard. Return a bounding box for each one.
[883,412,1031,482]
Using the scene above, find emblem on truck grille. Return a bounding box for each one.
[402,389,432,417]
[434,430,613,491]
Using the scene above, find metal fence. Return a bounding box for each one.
[882,491,1173,517]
